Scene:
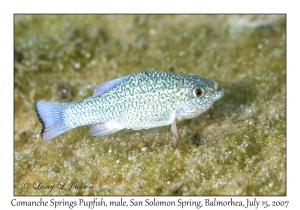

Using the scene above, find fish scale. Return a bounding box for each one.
[35,70,224,147]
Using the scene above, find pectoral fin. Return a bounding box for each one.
[171,119,179,148]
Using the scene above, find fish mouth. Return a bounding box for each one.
[213,82,224,101]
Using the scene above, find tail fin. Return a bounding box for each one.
[35,101,69,140]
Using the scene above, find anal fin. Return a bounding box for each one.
[90,121,123,136]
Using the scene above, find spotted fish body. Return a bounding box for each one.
[36,70,224,147]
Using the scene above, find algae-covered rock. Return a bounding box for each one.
[14,15,285,195]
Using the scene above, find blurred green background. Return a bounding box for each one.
[14,15,286,195]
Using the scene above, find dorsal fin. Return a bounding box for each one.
[93,75,130,98]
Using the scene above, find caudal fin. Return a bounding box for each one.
[35,101,69,140]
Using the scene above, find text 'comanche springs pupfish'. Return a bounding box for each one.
[35,70,224,147]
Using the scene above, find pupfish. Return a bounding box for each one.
[35,70,224,147]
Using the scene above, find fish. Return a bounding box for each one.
[35,70,224,147]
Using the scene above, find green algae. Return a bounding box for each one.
[14,15,286,195]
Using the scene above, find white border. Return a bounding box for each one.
[2,0,298,209]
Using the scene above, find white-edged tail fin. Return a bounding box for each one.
[35,101,69,140]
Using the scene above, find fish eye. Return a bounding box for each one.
[193,87,205,97]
